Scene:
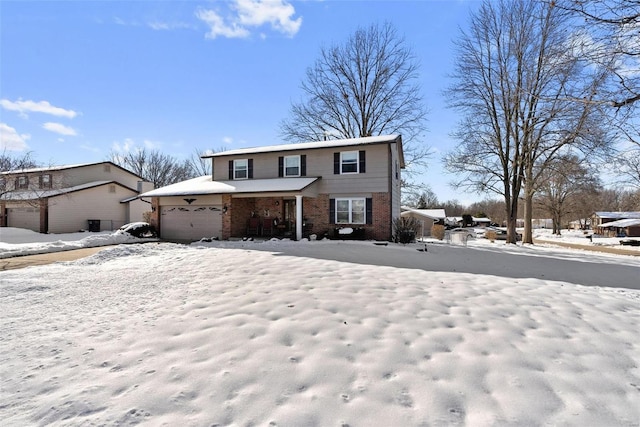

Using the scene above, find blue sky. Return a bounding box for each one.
[0,0,484,204]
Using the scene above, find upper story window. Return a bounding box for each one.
[278,155,306,177]
[17,176,28,189]
[40,174,52,189]
[234,159,248,180]
[284,155,300,177]
[334,150,366,175]
[228,159,253,180]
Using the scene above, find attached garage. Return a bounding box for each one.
[160,204,223,241]
[7,205,41,232]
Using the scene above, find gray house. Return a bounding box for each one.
[142,135,404,242]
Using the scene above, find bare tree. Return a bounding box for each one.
[535,155,601,234]
[110,148,196,188]
[280,22,430,174]
[402,185,439,208]
[445,0,612,243]
[0,151,37,172]
[560,0,640,108]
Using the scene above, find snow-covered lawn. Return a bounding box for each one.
[0,228,639,425]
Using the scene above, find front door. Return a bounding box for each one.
[283,199,296,236]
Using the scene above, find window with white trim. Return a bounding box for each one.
[17,176,28,189]
[234,159,248,180]
[284,155,300,177]
[340,151,359,174]
[336,198,365,224]
[41,174,52,189]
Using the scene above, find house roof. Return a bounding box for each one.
[596,218,640,228]
[0,161,144,180]
[401,207,446,219]
[204,135,405,167]
[140,176,320,197]
[594,211,640,220]
[0,180,137,201]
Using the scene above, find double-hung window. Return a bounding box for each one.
[40,174,52,189]
[17,176,28,189]
[336,198,366,224]
[341,151,359,174]
[334,150,365,174]
[234,159,248,180]
[284,155,300,177]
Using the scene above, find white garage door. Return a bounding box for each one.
[7,206,41,232]
[160,205,223,241]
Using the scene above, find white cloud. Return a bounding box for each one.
[111,138,136,153]
[42,122,77,136]
[222,136,234,144]
[195,8,250,39]
[0,123,30,151]
[196,0,301,40]
[0,99,78,119]
[148,21,194,31]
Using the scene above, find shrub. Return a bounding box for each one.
[431,224,445,240]
[486,230,497,242]
[393,216,420,243]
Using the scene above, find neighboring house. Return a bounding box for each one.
[0,162,153,234]
[445,216,491,227]
[142,135,404,242]
[401,207,446,237]
[593,211,640,237]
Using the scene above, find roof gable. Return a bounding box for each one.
[0,161,144,180]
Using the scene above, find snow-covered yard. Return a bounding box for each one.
[0,228,639,426]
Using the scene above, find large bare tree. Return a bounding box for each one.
[109,148,195,188]
[444,0,611,243]
[561,0,640,109]
[280,22,429,173]
[535,154,601,234]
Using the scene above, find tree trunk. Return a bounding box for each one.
[523,184,534,244]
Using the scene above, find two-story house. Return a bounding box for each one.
[0,161,153,234]
[142,135,404,242]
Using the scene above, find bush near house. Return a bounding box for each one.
[431,224,446,240]
[393,217,420,243]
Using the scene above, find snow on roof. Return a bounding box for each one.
[205,135,401,158]
[595,211,640,219]
[596,218,640,228]
[140,176,319,197]
[401,207,446,219]
[1,180,115,201]
[0,161,121,175]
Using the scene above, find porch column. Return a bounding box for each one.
[296,194,303,240]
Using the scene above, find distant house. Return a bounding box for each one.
[0,162,153,233]
[141,135,404,242]
[401,207,446,237]
[593,212,640,237]
[445,216,491,227]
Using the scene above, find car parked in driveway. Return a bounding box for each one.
[448,227,477,238]
[484,226,522,241]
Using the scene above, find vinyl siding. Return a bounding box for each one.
[47,184,136,233]
[212,144,391,193]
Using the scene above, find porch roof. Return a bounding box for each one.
[140,176,319,197]
[596,218,640,228]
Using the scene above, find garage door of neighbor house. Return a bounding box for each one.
[7,206,41,232]
[160,205,223,241]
